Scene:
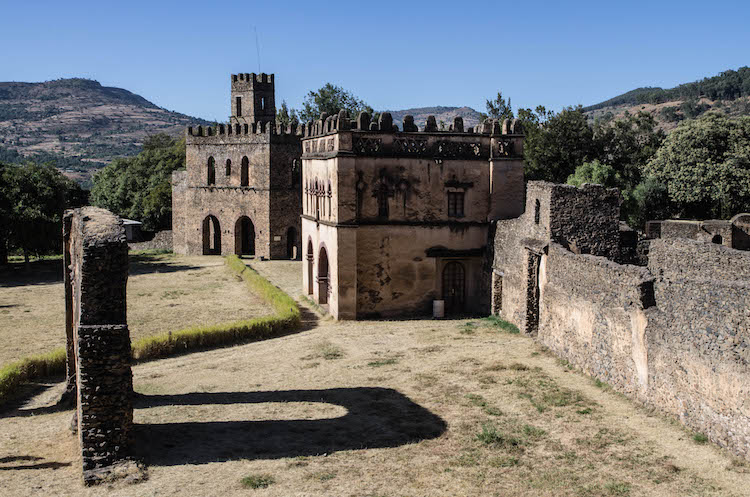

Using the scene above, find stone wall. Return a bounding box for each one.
[128,230,172,252]
[491,183,750,459]
[63,207,134,484]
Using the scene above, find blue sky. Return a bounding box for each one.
[1,0,749,121]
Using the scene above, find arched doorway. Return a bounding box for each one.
[318,247,329,305]
[202,215,221,255]
[234,216,255,256]
[442,261,465,315]
[307,239,314,295]
[287,227,298,259]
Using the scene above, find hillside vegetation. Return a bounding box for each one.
[583,67,750,130]
[0,78,209,181]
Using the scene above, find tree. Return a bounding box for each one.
[90,133,185,231]
[567,160,622,189]
[1,162,85,262]
[276,101,299,127]
[484,92,514,121]
[298,83,372,122]
[625,177,673,229]
[523,106,596,183]
[645,113,750,219]
[593,111,665,188]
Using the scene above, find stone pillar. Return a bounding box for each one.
[63,207,134,485]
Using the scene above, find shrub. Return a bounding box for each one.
[0,348,67,404]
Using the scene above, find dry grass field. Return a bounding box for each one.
[0,252,273,367]
[1,260,749,497]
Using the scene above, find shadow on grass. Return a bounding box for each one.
[0,260,63,288]
[134,387,446,466]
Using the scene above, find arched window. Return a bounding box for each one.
[327,181,332,218]
[225,159,231,176]
[306,238,314,295]
[207,157,216,185]
[202,215,221,255]
[318,246,330,305]
[712,234,723,245]
[241,157,249,187]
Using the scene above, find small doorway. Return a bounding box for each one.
[287,227,298,259]
[318,247,329,305]
[442,261,465,315]
[234,216,255,256]
[202,215,221,255]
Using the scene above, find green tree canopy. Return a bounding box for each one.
[299,83,372,122]
[523,106,596,183]
[483,92,514,121]
[566,160,623,189]
[276,101,299,127]
[0,162,86,263]
[645,113,750,219]
[90,133,185,231]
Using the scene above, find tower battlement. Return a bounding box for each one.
[230,72,275,124]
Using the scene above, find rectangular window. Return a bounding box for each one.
[447,191,465,217]
[236,97,242,116]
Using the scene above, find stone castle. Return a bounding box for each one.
[172,73,302,260]
[170,72,750,460]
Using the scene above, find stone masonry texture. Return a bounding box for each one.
[63,207,134,484]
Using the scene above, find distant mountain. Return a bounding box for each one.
[582,67,750,131]
[383,106,484,130]
[0,78,210,178]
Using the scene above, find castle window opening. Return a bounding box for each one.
[307,239,314,295]
[287,226,298,259]
[225,159,231,176]
[534,199,541,224]
[241,157,249,186]
[712,234,723,245]
[377,185,389,219]
[447,191,464,217]
[207,157,216,185]
[261,97,265,111]
[236,97,242,116]
[318,246,330,305]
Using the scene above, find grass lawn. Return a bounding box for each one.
[0,252,273,368]
[0,260,748,496]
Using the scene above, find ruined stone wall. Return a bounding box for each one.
[492,183,750,459]
[733,214,750,250]
[63,207,133,483]
[127,230,172,252]
[537,244,654,397]
[645,238,750,459]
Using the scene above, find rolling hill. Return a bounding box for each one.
[582,67,750,130]
[0,78,210,181]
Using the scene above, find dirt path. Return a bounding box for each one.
[0,260,747,497]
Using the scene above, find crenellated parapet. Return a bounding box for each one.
[231,72,274,88]
[300,110,524,160]
[187,121,302,143]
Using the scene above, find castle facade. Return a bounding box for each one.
[172,73,302,259]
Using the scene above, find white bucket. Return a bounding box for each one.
[433,300,445,319]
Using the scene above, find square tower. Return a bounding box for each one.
[230,73,276,124]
